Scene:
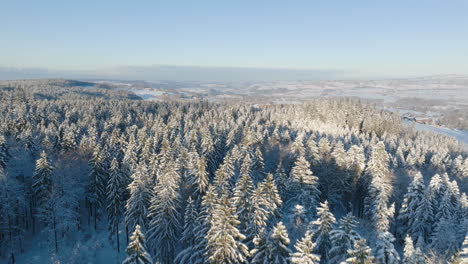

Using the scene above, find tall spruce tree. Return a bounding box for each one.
[251,221,292,264]
[107,158,125,252]
[123,224,153,264]
[329,213,360,264]
[290,230,320,264]
[345,238,374,264]
[32,151,53,209]
[125,164,151,234]
[206,194,249,264]
[147,160,181,264]
[310,201,336,263]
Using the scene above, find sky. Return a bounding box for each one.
[2,0,468,80]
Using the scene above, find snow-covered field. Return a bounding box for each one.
[404,120,468,149]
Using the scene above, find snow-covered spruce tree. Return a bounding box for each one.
[327,141,352,208]
[32,151,53,209]
[309,201,336,263]
[213,154,235,195]
[374,231,400,264]
[329,213,360,264]
[206,194,249,264]
[364,142,394,232]
[181,185,219,264]
[86,146,108,229]
[274,162,289,199]
[245,182,271,244]
[290,230,320,264]
[258,173,283,220]
[180,197,198,247]
[398,171,425,241]
[232,155,255,241]
[411,188,433,245]
[251,146,265,182]
[107,158,125,252]
[192,155,209,195]
[460,233,468,263]
[0,134,9,169]
[125,163,152,234]
[289,155,320,210]
[403,235,425,264]
[123,224,153,264]
[365,173,395,232]
[147,160,181,264]
[251,221,292,264]
[430,214,460,257]
[345,238,374,264]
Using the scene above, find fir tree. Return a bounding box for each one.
[87,146,108,229]
[289,155,320,209]
[107,158,125,252]
[193,155,209,195]
[251,221,292,264]
[374,231,400,264]
[32,151,53,208]
[206,194,249,264]
[232,156,255,239]
[329,213,360,264]
[125,164,151,233]
[398,171,425,241]
[403,235,425,264]
[0,135,9,169]
[290,230,320,264]
[147,161,181,264]
[310,201,336,262]
[412,188,433,245]
[345,238,374,264]
[123,224,153,264]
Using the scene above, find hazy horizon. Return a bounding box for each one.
[2,1,468,81]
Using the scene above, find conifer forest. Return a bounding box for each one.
[0,80,467,264]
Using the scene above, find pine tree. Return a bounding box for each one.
[310,201,336,262]
[206,194,249,264]
[329,213,360,264]
[374,231,400,264]
[251,221,292,264]
[147,161,181,264]
[107,158,125,252]
[123,224,153,264]
[345,238,374,264]
[290,230,320,264]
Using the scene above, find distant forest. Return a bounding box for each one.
[0,80,467,264]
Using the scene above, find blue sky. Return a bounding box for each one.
[2,0,468,79]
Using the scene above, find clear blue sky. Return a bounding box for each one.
[2,0,468,78]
